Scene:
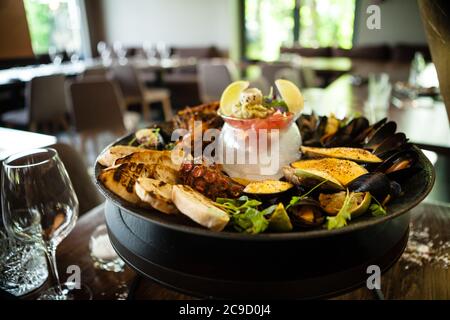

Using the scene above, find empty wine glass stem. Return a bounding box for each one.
[45,245,63,296]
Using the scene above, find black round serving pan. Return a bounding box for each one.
[96,132,435,299]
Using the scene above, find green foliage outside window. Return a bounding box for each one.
[245,0,356,61]
[245,0,294,61]
[23,0,81,56]
[299,0,355,49]
[23,0,52,54]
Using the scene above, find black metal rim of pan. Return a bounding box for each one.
[105,202,411,299]
[95,130,435,241]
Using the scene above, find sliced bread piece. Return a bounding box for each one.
[171,185,229,231]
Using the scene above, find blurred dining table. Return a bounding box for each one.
[0,127,56,161]
[292,56,352,73]
[0,57,198,87]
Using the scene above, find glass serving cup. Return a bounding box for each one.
[0,229,48,296]
[89,224,124,272]
[217,112,301,181]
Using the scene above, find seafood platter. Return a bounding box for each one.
[95,80,434,298]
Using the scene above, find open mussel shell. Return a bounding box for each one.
[132,128,165,150]
[287,198,325,228]
[324,117,369,147]
[348,117,370,137]
[373,132,408,157]
[375,149,419,181]
[347,172,400,202]
[364,121,397,150]
[353,117,387,145]
[318,191,372,218]
[301,115,329,147]
[319,115,340,145]
[373,142,413,161]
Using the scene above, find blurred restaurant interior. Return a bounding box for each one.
[0,0,450,300]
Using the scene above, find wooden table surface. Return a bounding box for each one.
[43,200,450,300]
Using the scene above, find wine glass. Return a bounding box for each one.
[1,149,92,300]
[97,41,108,56]
[143,41,157,63]
[97,41,111,66]
[156,42,171,61]
[113,41,127,65]
[48,46,63,66]
[66,44,80,64]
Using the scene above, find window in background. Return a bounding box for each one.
[23,0,82,55]
[299,0,355,49]
[244,0,356,60]
[245,0,294,61]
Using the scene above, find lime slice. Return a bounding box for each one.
[275,79,304,115]
[219,81,249,116]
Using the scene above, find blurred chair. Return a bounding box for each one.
[260,62,292,87]
[82,66,111,79]
[172,46,222,59]
[197,59,239,103]
[1,74,69,132]
[171,46,223,74]
[50,143,103,215]
[249,77,270,96]
[111,64,173,121]
[67,79,138,155]
[301,66,320,88]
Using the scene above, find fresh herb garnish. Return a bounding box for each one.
[215,196,275,234]
[286,180,329,209]
[233,207,269,234]
[164,142,176,150]
[326,189,354,230]
[264,99,288,109]
[369,196,387,217]
[134,128,161,148]
[128,136,137,146]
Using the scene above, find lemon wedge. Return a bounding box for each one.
[219,80,249,116]
[275,79,304,115]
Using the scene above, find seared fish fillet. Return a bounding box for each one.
[98,162,152,204]
[99,162,179,205]
[135,178,177,214]
[115,150,182,171]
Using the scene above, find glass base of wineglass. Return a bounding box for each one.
[37,282,92,300]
